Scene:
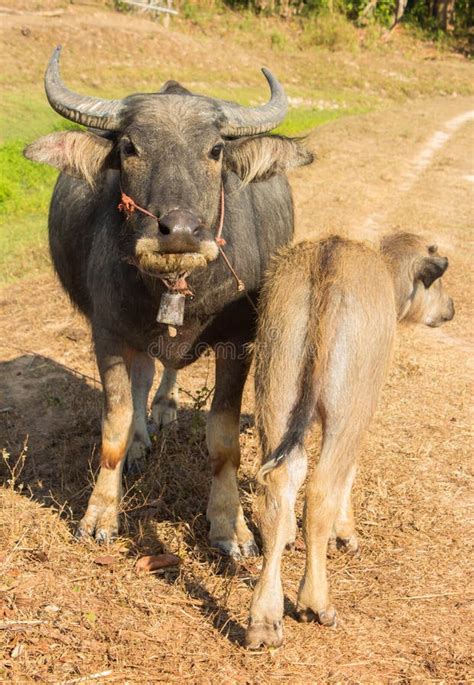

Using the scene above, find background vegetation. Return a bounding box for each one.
[0,0,472,282]
[215,0,472,33]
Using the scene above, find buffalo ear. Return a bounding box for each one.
[224,134,314,184]
[159,80,193,96]
[417,255,448,288]
[24,131,115,186]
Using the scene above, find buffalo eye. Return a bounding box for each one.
[120,138,138,157]
[209,143,224,161]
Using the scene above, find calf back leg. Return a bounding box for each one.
[151,367,179,429]
[206,349,256,558]
[329,463,359,554]
[296,400,380,623]
[77,333,134,542]
[245,447,307,649]
[246,278,312,645]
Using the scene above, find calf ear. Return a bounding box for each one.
[224,135,314,184]
[417,255,448,288]
[24,131,115,187]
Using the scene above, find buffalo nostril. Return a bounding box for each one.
[159,209,200,236]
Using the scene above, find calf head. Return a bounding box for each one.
[381,232,454,327]
[25,47,312,280]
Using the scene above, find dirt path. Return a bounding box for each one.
[1,97,473,683]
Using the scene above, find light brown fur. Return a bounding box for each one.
[134,240,218,276]
[24,131,113,188]
[245,232,454,649]
[224,135,313,185]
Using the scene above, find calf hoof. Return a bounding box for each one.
[296,605,337,627]
[338,534,360,556]
[211,539,242,559]
[328,534,359,557]
[245,619,283,650]
[211,535,259,560]
[151,398,178,430]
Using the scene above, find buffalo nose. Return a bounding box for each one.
[158,210,200,236]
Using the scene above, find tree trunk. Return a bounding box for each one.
[394,0,408,24]
[431,0,456,31]
[361,0,379,18]
[390,0,407,28]
[443,0,456,31]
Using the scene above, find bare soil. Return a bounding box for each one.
[1,3,473,683]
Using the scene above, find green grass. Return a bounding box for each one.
[0,139,56,283]
[0,141,58,216]
[0,96,82,283]
[276,107,351,135]
[1,92,65,144]
[0,94,360,284]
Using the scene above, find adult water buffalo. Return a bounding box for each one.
[25,47,313,558]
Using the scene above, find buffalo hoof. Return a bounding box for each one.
[296,605,337,627]
[151,398,178,431]
[75,523,118,545]
[245,619,283,650]
[124,437,151,476]
[328,534,360,557]
[75,508,119,544]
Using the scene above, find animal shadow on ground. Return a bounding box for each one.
[0,353,260,645]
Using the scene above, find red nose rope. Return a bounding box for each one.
[118,186,245,293]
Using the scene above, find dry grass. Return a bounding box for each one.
[1,314,473,682]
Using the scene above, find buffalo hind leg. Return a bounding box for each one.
[245,448,307,649]
[151,367,179,430]
[77,335,134,543]
[126,352,155,473]
[206,350,257,559]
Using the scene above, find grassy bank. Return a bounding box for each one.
[0,106,73,283]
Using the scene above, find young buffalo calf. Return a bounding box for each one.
[246,232,454,649]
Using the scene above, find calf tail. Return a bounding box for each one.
[257,237,343,482]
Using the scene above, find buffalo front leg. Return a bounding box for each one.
[151,367,179,429]
[126,352,155,473]
[206,351,257,559]
[77,335,134,543]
